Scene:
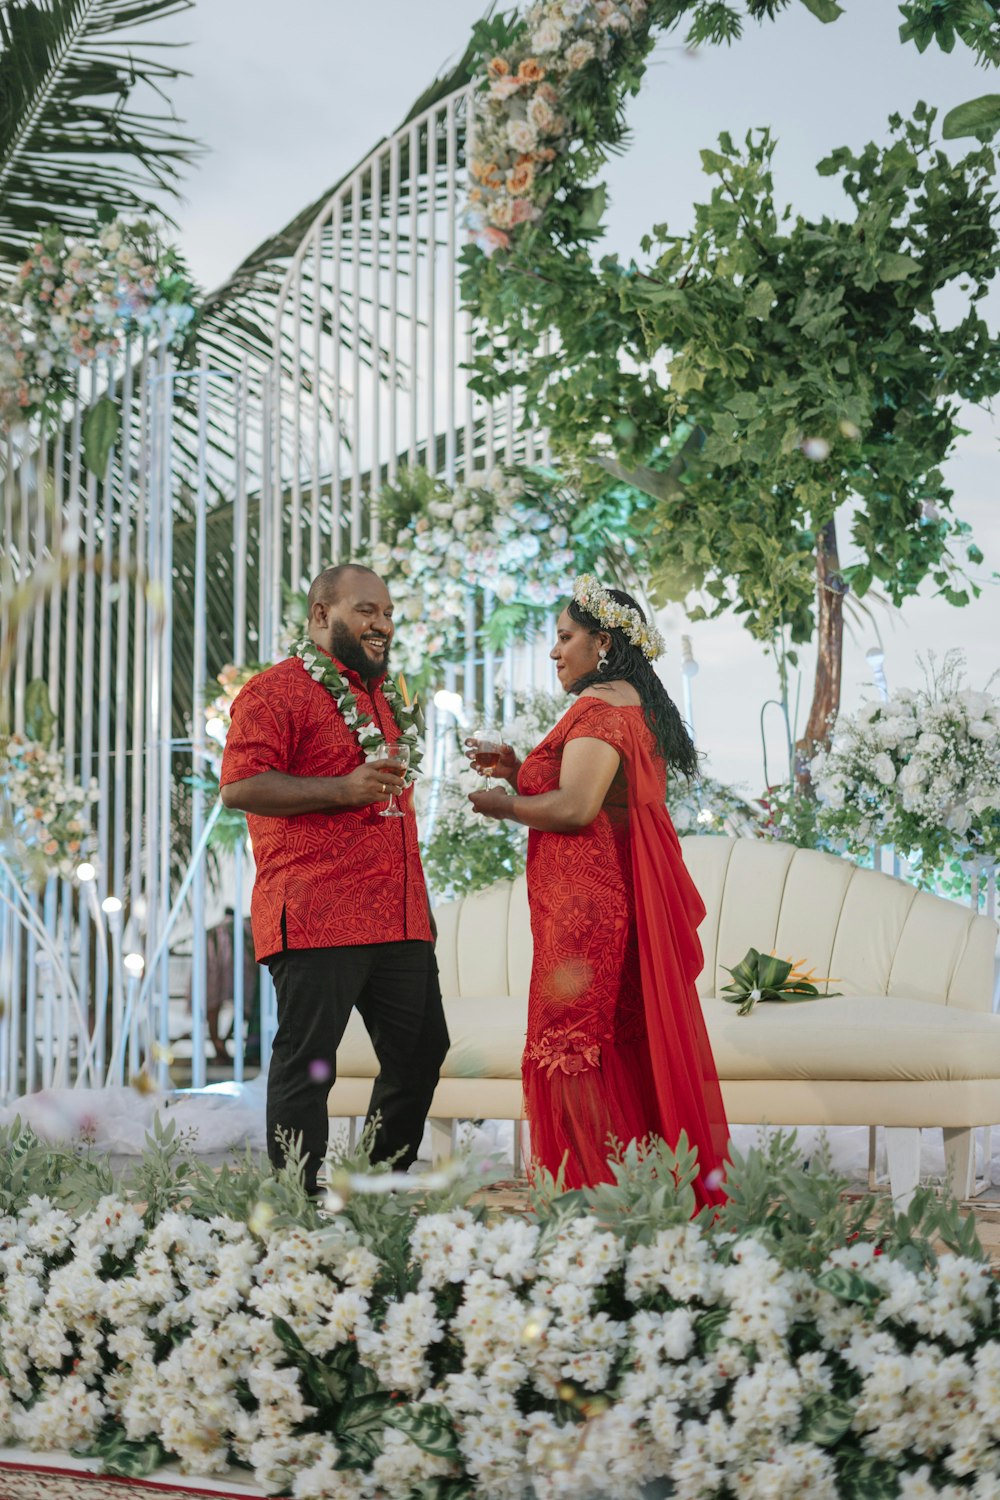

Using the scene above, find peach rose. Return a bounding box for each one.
[517,58,545,82]
[507,161,535,194]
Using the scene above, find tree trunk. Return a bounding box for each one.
[795,516,847,788]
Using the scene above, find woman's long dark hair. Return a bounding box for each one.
[567,587,698,779]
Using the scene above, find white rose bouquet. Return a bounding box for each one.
[812,653,1000,876]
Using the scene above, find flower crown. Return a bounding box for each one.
[572,574,666,662]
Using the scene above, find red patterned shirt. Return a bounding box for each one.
[220,652,432,961]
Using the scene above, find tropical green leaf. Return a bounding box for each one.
[815,1265,882,1307]
[694,1305,731,1352]
[85,1421,167,1479]
[797,1391,855,1446]
[82,394,120,477]
[942,93,1000,141]
[836,1451,900,1500]
[798,0,843,21]
[385,1402,461,1462]
[0,0,200,265]
[23,677,56,746]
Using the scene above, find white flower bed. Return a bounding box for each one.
[0,1128,998,1499]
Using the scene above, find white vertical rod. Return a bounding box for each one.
[464,592,477,715]
[444,95,458,485]
[258,367,272,659]
[232,356,249,667]
[189,371,210,1090]
[503,643,516,727]
[64,382,88,1074]
[482,587,496,723]
[370,154,383,540]
[46,429,63,725]
[157,360,176,1088]
[460,86,476,478]
[387,136,400,484]
[92,364,118,1079]
[271,354,283,646]
[130,348,150,946]
[113,346,135,908]
[143,353,163,1079]
[351,173,363,552]
[310,224,323,578]
[232,840,246,1084]
[14,446,30,732]
[290,257,303,594]
[426,111,438,477]
[331,197,344,560]
[408,121,420,469]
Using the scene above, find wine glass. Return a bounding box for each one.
[377,741,409,818]
[470,728,503,790]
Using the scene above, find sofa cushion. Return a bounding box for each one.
[704,994,1000,1082]
[334,997,527,1082]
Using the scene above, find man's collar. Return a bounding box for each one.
[314,642,385,692]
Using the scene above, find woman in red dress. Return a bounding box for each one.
[469,578,729,1209]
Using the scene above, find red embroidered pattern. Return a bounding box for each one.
[220,656,431,961]
[520,698,649,1076]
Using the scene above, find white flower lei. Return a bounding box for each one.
[572,573,665,661]
[294,639,423,780]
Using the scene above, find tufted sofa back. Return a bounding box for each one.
[433,836,997,1012]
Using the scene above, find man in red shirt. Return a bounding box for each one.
[220,563,448,1193]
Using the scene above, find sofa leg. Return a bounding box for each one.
[429,1118,455,1165]
[943,1127,974,1200]
[885,1127,921,1212]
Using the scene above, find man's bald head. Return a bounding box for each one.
[307,563,379,615]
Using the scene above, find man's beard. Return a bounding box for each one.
[328,621,391,682]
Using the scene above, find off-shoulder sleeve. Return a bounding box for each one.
[220,678,294,786]
[562,698,632,755]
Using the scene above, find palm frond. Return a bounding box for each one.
[0,0,199,266]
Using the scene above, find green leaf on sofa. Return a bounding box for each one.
[720,946,840,1015]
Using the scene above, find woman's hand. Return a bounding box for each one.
[468,788,515,820]
[464,738,521,786]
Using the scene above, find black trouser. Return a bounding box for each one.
[265,939,449,1193]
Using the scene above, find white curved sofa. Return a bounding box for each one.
[328,836,1000,1204]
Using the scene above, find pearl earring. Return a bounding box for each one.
[597,648,608,672]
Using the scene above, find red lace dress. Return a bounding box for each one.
[519,696,730,1209]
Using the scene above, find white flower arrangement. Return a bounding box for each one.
[812,653,1000,874]
[467,0,649,254]
[2,1130,1000,1500]
[361,468,577,680]
[0,220,194,425]
[0,733,98,883]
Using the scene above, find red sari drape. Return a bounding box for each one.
[519,697,729,1212]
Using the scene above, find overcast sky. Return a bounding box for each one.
[162,0,998,787]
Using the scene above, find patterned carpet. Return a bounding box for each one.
[0,1458,263,1499]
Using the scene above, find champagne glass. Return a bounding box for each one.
[377,741,409,818]
[470,728,503,790]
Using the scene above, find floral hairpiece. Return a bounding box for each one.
[572,574,665,662]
